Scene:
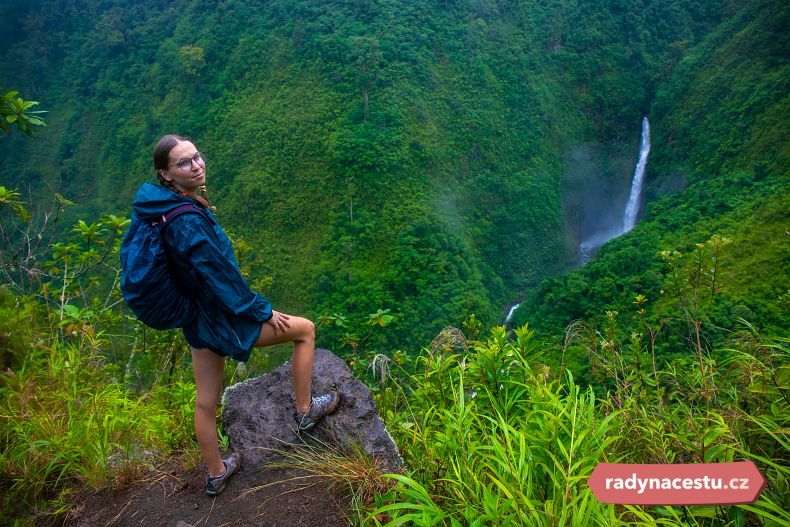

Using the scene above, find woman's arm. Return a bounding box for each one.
[165,214,273,322]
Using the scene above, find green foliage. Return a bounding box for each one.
[515,0,790,349]
[0,185,30,221]
[516,181,789,369]
[0,89,45,136]
[317,307,396,378]
[0,193,202,523]
[312,207,502,350]
[0,290,40,371]
[178,45,206,78]
[0,196,785,525]
[370,327,622,526]
[369,323,789,526]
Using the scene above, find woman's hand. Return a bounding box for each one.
[266,310,292,335]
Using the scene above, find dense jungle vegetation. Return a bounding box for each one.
[0,0,787,525]
[1,0,746,348]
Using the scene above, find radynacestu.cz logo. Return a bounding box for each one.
[588,461,766,505]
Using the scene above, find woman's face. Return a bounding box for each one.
[159,140,206,195]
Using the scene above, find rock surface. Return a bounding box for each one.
[222,348,402,473]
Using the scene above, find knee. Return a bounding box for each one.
[303,318,315,342]
[292,317,315,345]
[195,393,219,415]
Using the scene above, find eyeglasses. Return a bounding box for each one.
[170,152,205,170]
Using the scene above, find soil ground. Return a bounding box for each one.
[62,460,352,527]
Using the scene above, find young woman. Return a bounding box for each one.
[132,134,339,496]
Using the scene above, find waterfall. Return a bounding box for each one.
[577,116,651,263]
[506,117,652,323]
[504,303,521,325]
[622,116,651,233]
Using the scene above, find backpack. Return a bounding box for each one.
[120,203,206,330]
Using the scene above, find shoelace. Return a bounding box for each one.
[312,394,332,408]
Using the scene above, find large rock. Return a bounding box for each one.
[222,348,402,473]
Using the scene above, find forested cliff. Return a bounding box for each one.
[1,0,786,349]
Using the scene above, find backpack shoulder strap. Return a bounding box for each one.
[157,203,214,231]
[161,203,203,222]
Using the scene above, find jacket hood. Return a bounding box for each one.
[131,183,196,221]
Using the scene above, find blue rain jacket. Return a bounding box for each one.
[131,183,272,361]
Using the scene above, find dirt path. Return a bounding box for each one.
[64,461,351,527]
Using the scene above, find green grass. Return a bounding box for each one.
[0,331,196,524]
[367,324,789,526]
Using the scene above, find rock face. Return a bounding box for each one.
[222,348,402,473]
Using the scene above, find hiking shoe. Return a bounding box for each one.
[294,391,341,432]
[205,452,241,497]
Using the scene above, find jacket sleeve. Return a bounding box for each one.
[164,214,273,322]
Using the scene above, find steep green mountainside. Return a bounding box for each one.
[513,0,790,344]
[0,0,757,349]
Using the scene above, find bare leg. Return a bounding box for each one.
[191,347,226,477]
[255,315,315,414]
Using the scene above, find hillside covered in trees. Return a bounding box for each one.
[5,0,784,351]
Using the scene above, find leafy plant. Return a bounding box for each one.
[0,90,46,136]
[317,308,395,377]
[367,321,788,526]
